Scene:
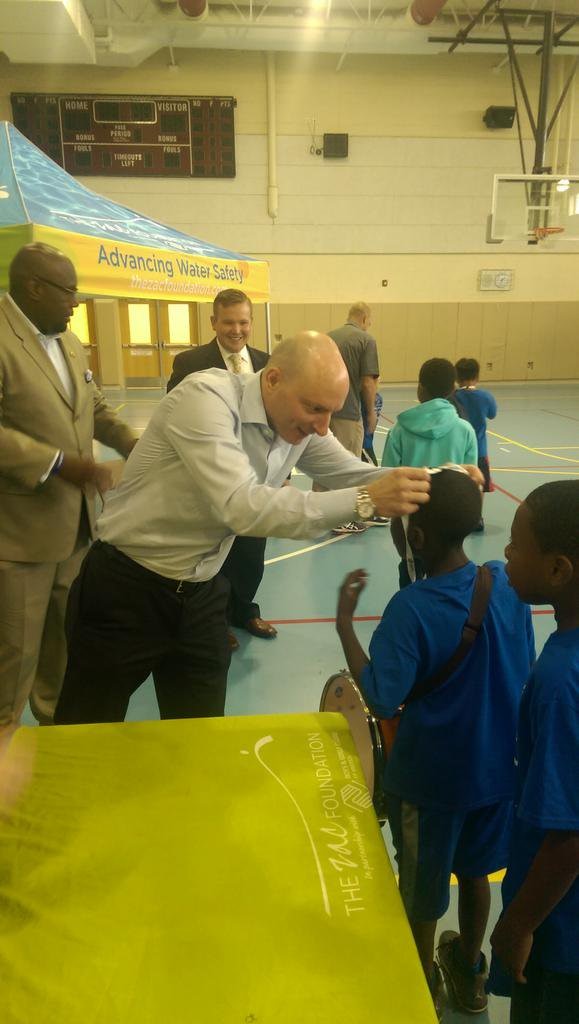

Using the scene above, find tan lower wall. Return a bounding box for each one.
[94,297,579,386]
[269,301,579,382]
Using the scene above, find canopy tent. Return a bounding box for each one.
[0,122,269,303]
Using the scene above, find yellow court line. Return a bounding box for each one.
[488,429,579,465]
[112,403,126,412]
[399,870,506,886]
[451,870,505,885]
[493,468,579,476]
[538,446,579,450]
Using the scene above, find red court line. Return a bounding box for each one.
[541,409,579,424]
[268,610,552,625]
[493,482,523,504]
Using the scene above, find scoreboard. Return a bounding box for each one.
[10,93,236,178]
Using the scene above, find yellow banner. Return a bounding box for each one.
[0,714,435,1024]
[31,225,270,303]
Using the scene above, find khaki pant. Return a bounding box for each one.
[329,416,364,457]
[313,417,364,493]
[0,540,89,726]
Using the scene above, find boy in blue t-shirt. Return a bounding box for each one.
[488,480,579,1024]
[336,469,535,1018]
[454,358,497,531]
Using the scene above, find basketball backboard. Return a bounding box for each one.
[489,174,579,244]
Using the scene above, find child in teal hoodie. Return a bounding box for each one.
[382,358,477,470]
[382,358,478,587]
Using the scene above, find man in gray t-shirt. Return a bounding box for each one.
[322,303,381,533]
[329,302,379,448]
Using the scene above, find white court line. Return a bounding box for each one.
[265,534,349,565]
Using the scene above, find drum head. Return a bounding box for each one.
[320,672,377,799]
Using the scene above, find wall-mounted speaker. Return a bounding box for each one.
[323,133,349,158]
[483,106,516,129]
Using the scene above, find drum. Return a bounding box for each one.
[320,671,389,823]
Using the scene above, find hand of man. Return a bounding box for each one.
[57,454,99,488]
[94,462,115,496]
[461,464,485,488]
[366,467,431,517]
[56,455,114,493]
[490,914,533,985]
[337,569,368,620]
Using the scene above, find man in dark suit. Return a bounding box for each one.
[167,289,276,648]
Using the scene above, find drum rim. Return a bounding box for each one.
[319,670,373,716]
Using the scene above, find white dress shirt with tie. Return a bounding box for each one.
[216,341,254,375]
[98,368,387,581]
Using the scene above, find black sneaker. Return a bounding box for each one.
[437,931,488,1014]
[331,521,367,535]
[429,961,446,1021]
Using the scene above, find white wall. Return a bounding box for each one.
[1,47,578,377]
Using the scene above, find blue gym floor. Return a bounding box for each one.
[29,380,579,1023]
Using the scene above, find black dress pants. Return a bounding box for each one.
[220,535,267,626]
[55,541,231,724]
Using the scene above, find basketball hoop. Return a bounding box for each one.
[531,226,565,241]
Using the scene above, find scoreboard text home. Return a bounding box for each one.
[11,94,236,179]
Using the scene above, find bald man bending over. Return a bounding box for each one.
[55,332,432,725]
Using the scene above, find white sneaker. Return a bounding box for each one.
[332,521,367,535]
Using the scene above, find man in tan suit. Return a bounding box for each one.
[0,243,137,727]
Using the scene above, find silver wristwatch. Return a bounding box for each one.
[355,487,376,521]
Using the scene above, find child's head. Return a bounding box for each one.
[455,358,480,385]
[418,358,456,403]
[505,481,579,606]
[391,468,482,563]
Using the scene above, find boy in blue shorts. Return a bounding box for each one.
[454,358,498,531]
[488,480,579,1024]
[336,469,535,1017]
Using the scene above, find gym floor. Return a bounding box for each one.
[27,379,579,1023]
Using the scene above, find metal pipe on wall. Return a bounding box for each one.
[264,52,278,355]
[265,52,279,223]
[564,56,576,174]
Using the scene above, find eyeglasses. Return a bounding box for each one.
[34,275,78,297]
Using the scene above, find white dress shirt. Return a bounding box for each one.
[216,341,254,375]
[98,369,386,581]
